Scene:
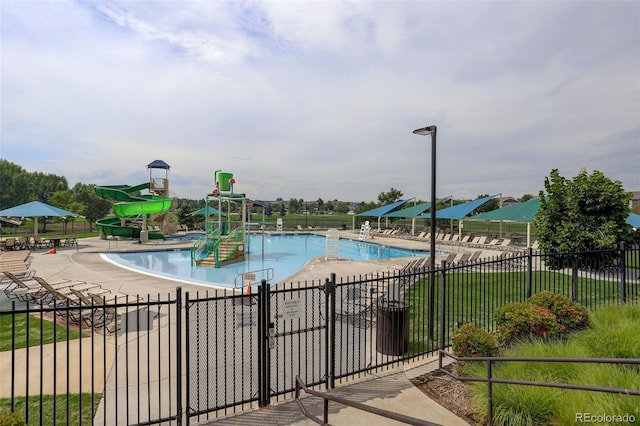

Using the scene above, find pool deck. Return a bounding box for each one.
[1,231,498,425]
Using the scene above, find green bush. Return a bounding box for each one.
[451,323,499,357]
[494,302,558,344]
[528,291,590,333]
[0,410,25,426]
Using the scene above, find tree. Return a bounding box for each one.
[533,169,632,301]
[73,183,112,231]
[474,194,499,213]
[177,205,196,229]
[519,194,535,203]
[377,188,403,205]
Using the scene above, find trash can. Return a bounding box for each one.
[376,299,410,356]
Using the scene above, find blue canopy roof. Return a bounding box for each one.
[356,198,414,217]
[0,201,78,218]
[466,198,541,223]
[418,194,500,220]
[147,160,171,170]
[383,197,452,218]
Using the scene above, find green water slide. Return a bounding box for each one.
[95,183,173,239]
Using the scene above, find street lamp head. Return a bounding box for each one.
[412,125,437,136]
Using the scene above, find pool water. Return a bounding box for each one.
[104,233,429,289]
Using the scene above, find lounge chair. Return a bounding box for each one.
[443,253,457,264]
[499,238,512,248]
[1,272,52,302]
[69,288,119,332]
[468,251,483,262]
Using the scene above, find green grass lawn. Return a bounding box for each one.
[0,314,95,425]
[405,270,636,353]
[0,313,84,352]
[0,393,101,426]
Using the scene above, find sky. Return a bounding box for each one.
[1,1,639,204]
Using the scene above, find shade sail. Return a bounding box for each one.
[383,197,451,218]
[418,194,500,220]
[628,213,640,229]
[356,198,414,217]
[0,201,78,235]
[0,201,78,218]
[466,198,541,223]
[190,206,223,216]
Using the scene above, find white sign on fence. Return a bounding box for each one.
[282,299,301,320]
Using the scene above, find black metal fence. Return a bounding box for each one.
[1,244,638,424]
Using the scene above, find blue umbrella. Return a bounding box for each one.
[0,201,78,235]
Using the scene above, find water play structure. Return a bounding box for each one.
[95,160,175,240]
[191,170,248,268]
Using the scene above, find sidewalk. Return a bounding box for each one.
[196,358,470,426]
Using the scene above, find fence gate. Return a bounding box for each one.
[184,280,331,423]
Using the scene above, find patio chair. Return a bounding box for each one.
[335,284,375,329]
[62,235,78,247]
[32,235,50,249]
[3,238,17,251]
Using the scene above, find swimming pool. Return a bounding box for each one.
[104,233,429,289]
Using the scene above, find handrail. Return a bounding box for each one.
[294,375,441,426]
[438,350,640,426]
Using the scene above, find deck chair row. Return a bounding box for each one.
[1,272,141,333]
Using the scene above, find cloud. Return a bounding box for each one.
[1,1,638,203]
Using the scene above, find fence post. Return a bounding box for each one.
[258,280,271,407]
[620,241,626,304]
[526,247,533,299]
[439,260,446,352]
[487,359,493,426]
[176,287,183,426]
[325,273,336,390]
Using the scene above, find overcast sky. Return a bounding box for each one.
[2,1,639,203]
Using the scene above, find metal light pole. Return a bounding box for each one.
[413,125,437,340]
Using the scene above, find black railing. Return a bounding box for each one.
[294,375,440,426]
[1,244,638,424]
[438,350,640,426]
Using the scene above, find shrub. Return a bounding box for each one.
[0,410,25,426]
[451,323,499,358]
[494,302,558,344]
[528,291,590,333]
